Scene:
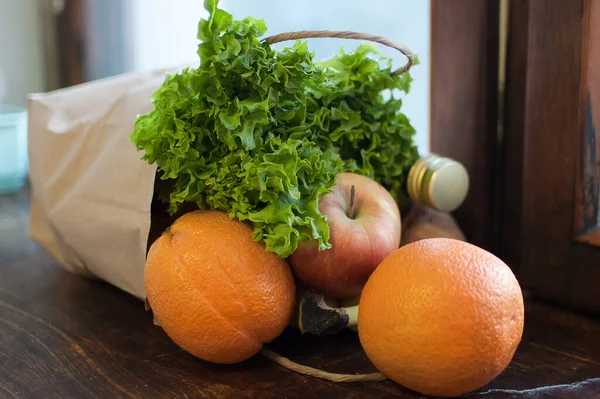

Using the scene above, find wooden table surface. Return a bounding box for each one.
[2,187,600,399]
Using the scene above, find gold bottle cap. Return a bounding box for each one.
[407,153,469,212]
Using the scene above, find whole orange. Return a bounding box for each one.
[144,210,296,364]
[357,238,524,397]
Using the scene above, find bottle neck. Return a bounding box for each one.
[406,153,469,213]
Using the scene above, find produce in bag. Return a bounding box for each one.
[132,2,524,397]
[129,0,420,260]
[26,0,524,397]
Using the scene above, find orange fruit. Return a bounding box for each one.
[358,238,524,397]
[144,210,296,364]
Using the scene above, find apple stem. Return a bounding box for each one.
[349,185,356,219]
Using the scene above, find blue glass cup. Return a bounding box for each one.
[0,105,28,194]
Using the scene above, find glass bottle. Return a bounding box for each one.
[406,153,469,213]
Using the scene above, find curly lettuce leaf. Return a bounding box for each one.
[130,0,339,258]
[130,0,419,258]
[306,43,420,204]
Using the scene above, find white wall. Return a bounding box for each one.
[126,0,207,73]
[126,0,431,152]
[0,0,46,107]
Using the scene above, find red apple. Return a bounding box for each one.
[288,172,402,299]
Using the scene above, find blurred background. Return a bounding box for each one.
[0,0,431,152]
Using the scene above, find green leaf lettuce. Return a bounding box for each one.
[130,0,419,258]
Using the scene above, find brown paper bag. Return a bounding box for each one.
[26,69,177,300]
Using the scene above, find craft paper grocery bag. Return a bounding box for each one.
[27,69,179,300]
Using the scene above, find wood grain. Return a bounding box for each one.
[430,0,500,251]
[499,0,600,313]
[577,230,600,247]
[521,0,584,299]
[498,0,529,276]
[574,0,600,247]
[3,188,600,398]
